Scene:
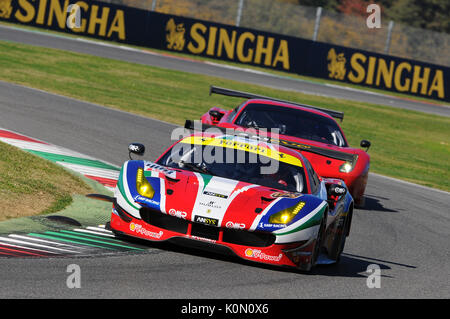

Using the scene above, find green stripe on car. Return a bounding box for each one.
[275,204,327,236]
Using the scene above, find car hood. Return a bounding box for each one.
[117,160,326,232]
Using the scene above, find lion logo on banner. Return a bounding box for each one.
[0,0,13,19]
[166,18,185,51]
[327,48,346,80]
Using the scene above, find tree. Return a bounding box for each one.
[386,0,450,33]
[337,0,371,16]
[296,0,340,11]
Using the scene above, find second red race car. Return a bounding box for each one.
[196,86,371,207]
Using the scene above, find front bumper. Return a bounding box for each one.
[110,203,317,270]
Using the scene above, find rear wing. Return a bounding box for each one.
[209,85,344,121]
[184,120,357,165]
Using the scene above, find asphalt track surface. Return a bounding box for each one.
[0,81,449,299]
[1,24,449,118]
[1,24,449,299]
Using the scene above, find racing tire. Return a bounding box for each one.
[311,216,326,268]
[328,209,352,263]
[354,195,365,208]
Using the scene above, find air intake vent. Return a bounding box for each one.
[222,228,275,247]
[140,208,189,234]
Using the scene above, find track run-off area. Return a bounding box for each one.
[0,25,449,298]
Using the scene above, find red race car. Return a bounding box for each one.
[109,133,354,271]
[195,86,371,207]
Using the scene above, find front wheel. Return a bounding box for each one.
[328,209,352,263]
[311,217,326,268]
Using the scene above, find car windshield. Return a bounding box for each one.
[157,142,308,193]
[235,103,347,147]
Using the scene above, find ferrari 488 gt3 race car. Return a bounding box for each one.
[108,131,354,271]
[198,86,371,207]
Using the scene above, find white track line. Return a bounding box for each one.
[0,241,59,255]
[86,226,113,233]
[57,162,120,179]
[0,237,78,253]
[0,138,96,159]
[72,228,116,237]
[9,234,87,250]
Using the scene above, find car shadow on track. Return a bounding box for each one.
[118,234,417,278]
[359,195,399,213]
[312,253,416,278]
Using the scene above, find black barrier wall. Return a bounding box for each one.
[1,0,448,102]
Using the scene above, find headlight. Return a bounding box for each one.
[339,162,353,173]
[269,202,305,224]
[136,168,155,198]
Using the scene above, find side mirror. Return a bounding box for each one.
[327,184,347,197]
[209,110,225,123]
[360,140,371,151]
[128,143,145,160]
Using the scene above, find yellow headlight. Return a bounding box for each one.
[136,168,155,198]
[268,202,305,224]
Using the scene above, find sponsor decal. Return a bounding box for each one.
[225,221,246,230]
[166,19,290,70]
[129,223,163,239]
[244,248,282,262]
[168,208,187,219]
[134,195,159,206]
[179,136,302,167]
[199,200,221,209]
[190,235,216,244]
[194,215,219,226]
[166,18,185,51]
[203,191,228,199]
[259,222,286,229]
[4,0,126,40]
[327,48,347,80]
[0,0,12,19]
[128,144,141,152]
[328,48,445,99]
[270,191,302,199]
[333,186,346,194]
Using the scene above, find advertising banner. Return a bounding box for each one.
[1,0,447,102]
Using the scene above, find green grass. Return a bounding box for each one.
[0,40,449,192]
[1,20,448,107]
[0,140,93,221]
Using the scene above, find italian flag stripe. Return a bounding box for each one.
[0,128,120,191]
[0,130,48,144]
[26,150,119,171]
